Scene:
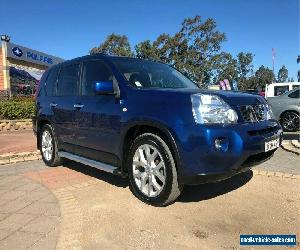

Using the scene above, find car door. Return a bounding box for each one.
[73,59,122,165]
[52,62,80,153]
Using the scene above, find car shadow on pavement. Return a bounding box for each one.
[63,160,129,188]
[178,170,253,203]
[62,160,253,202]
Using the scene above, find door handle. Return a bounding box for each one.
[50,103,58,108]
[74,104,84,109]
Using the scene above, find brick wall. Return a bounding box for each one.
[0,49,4,90]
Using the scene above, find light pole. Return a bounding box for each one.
[1,34,11,98]
[1,35,10,42]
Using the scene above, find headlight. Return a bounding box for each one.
[191,94,238,124]
[265,103,274,120]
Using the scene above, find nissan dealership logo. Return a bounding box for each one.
[7,43,64,66]
[12,47,23,57]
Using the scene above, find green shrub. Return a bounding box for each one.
[0,97,35,120]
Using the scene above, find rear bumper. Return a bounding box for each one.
[175,120,282,185]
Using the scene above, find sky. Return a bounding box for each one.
[1,0,299,79]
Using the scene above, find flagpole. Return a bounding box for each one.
[272,48,275,75]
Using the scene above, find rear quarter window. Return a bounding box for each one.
[35,70,49,98]
[45,66,59,96]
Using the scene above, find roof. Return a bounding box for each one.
[56,53,163,66]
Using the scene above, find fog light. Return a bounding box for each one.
[214,137,229,152]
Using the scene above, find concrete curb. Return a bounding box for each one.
[281,141,300,155]
[253,169,300,181]
[0,150,41,165]
[0,119,32,132]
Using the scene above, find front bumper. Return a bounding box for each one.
[180,149,275,185]
[176,120,282,185]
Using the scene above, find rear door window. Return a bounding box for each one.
[57,64,80,96]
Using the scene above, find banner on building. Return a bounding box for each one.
[6,43,64,67]
[9,66,44,96]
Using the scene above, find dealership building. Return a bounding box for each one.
[0,35,63,97]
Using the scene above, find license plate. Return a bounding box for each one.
[265,138,280,152]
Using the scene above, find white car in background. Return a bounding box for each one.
[265,82,300,98]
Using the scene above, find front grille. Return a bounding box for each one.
[239,104,267,123]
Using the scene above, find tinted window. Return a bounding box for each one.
[292,85,300,90]
[274,86,289,96]
[288,89,299,98]
[45,66,59,96]
[35,70,49,97]
[82,60,114,96]
[57,64,79,96]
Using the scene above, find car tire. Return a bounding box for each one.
[39,124,62,167]
[280,111,299,132]
[127,133,182,206]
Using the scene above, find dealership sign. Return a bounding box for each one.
[7,42,64,67]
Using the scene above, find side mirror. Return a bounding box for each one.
[94,81,114,95]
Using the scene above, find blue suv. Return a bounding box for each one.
[33,54,282,206]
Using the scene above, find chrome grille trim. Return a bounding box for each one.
[239,104,267,123]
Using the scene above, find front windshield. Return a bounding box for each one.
[112,58,198,89]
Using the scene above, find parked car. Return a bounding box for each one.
[267,88,300,132]
[33,54,282,206]
[265,82,300,98]
[244,89,265,97]
[245,89,260,95]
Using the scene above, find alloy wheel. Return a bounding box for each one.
[132,144,166,198]
[41,130,53,161]
[281,112,299,131]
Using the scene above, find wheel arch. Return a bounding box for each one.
[121,121,182,176]
[279,109,300,119]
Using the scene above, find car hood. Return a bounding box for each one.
[131,88,266,106]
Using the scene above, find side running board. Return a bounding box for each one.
[58,151,118,174]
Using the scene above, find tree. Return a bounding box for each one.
[254,65,275,88]
[277,65,288,82]
[213,52,237,83]
[135,15,226,87]
[89,16,270,90]
[135,40,158,60]
[90,33,132,56]
[236,52,254,90]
